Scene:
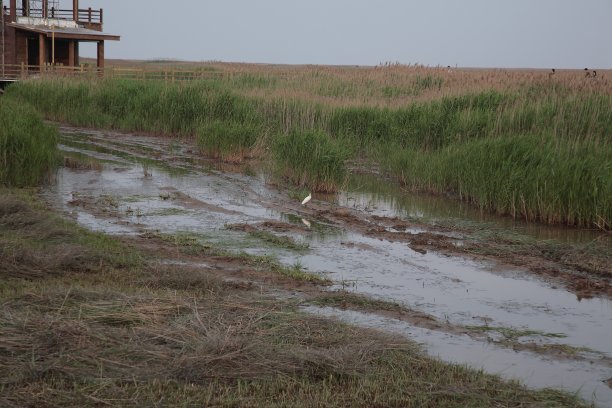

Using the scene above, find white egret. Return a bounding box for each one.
[301,193,312,206]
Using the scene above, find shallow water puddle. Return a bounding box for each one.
[303,306,612,406]
[279,233,612,354]
[46,126,612,405]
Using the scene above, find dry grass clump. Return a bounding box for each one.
[0,276,410,406]
[0,275,585,408]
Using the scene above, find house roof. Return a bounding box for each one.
[9,23,120,41]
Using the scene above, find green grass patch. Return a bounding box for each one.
[196,120,262,162]
[0,190,140,280]
[382,134,612,229]
[273,129,349,192]
[0,98,59,187]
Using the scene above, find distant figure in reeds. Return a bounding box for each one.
[584,68,591,78]
[548,68,556,78]
[592,70,597,78]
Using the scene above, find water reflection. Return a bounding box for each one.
[327,173,609,244]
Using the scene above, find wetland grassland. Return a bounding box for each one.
[0,190,589,407]
[1,64,610,406]
[5,63,611,229]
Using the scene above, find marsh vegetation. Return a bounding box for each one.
[0,98,59,187]
[5,64,610,228]
[1,63,610,405]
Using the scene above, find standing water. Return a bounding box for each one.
[47,126,612,406]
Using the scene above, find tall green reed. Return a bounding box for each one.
[5,78,610,227]
[273,129,349,192]
[0,98,59,187]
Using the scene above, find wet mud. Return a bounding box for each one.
[43,125,612,406]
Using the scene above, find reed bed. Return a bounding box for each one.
[273,129,349,192]
[383,135,611,229]
[0,98,59,187]
[5,64,611,228]
[196,121,262,163]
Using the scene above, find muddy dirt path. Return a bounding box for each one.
[47,125,612,406]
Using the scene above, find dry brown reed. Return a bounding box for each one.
[102,59,612,108]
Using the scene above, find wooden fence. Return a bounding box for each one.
[0,63,261,83]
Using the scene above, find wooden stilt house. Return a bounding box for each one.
[1,0,119,80]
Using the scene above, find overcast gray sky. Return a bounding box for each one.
[78,0,611,68]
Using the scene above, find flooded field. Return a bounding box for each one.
[47,126,612,406]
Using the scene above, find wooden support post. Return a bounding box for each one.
[42,0,48,18]
[96,40,104,69]
[68,40,75,67]
[9,0,16,22]
[74,42,79,66]
[38,33,46,69]
[73,0,78,21]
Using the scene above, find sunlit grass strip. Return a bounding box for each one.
[273,129,349,193]
[0,99,59,187]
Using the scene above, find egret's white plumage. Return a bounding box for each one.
[301,193,312,206]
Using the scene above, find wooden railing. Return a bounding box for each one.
[8,7,102,24]
[0,64,270,83]
[0,64,100,81]
[77,8,102,25]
